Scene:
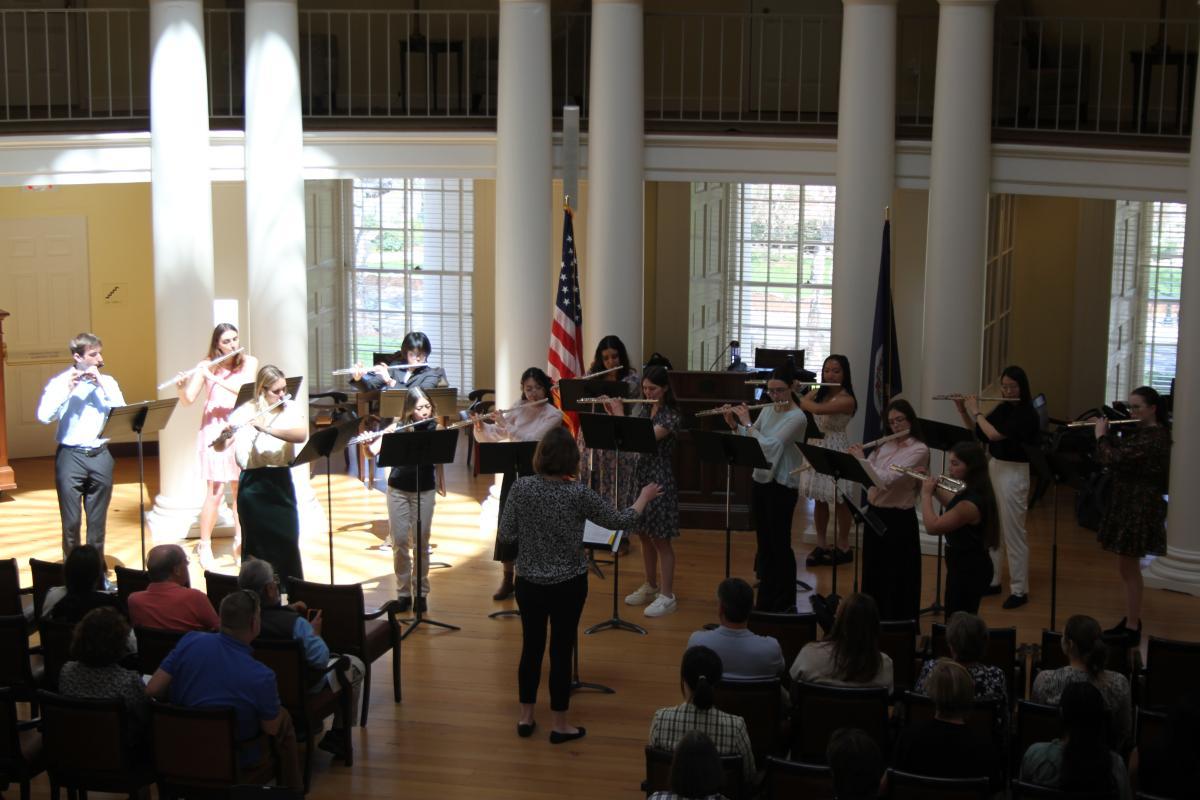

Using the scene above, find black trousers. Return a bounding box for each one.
[515,573,588,711]
[238,467,303,593]
[492,470,518,563]
[861,505,922,621]
[54,445,114,563]
[945,547,994,619]
[753,480,799,612]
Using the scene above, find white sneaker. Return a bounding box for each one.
[624,582,659,606]
[644,594,678,618]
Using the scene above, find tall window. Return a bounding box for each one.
[348,178,474,392]
[726,184,836,369]
[981,194,1015,386]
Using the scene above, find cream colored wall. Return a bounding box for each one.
[212,182,249,336]
[473,180,496,394]
[646,181,691,368]
[890,188,930,414]
[1071,199,1116,411]
[0,183,156,403]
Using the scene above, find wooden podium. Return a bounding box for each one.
[0,310,15,492]
[668,370,761,530]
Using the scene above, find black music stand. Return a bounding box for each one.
[101,399,178,569]
[1040,443,1091,632]
[915,418,975,617]
[235,376,303,408]
[377,428,461,639]
[477,441,537,620]
[579,412,656,636]
[841,458,888,594]
[691,430,771,580]
[575,524,626,695]
[288,417,360,583]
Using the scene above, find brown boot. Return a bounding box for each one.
[493,570,515,601]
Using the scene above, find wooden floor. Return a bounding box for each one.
[3,452,1199,799]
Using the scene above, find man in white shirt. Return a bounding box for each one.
[37,332,125,563]
[686,577,785,681]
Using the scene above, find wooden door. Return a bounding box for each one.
[688,182,726,370]
[305,180,343,392]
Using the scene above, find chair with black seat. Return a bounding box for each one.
[114,565,151,609]
[205,569,241,614]
[29,558,64,624]
[285,576,403,725]
[1032,629,1132,683]
[1134,705,1168,758]
[38,690,154,799]
[0,687,45,800]
[1011,780,1118,799]
[880,619,920,695]
[0,615,43,709]
[1140,636,1200,709]
[902,691,1000,746]
[790,681,889,764]
[150,701,275,799]
[747,611,819,672]
[133,626,186,676]
[1013,701,1062,773]
[642,745,744,800]
[762,756,833,799]
[932,622,1024,702]
[251,638,353,792]
[887,769,990,799]
[713,678,785,759]
[0,558,35,631]
[37,618,76,692]
[464,388,494,474]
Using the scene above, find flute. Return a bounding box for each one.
[745,380,841,389]
[209,393,290,448]
[1066,418,1139,428]
[347,417,428,446]
[332,362,428,376]
[932,393,1019,402]
[159,347,244,391]
[573,366,622,381]
[890,464,965,493]
[443,398,551,430]
[860,430,908,451]
[577,397,658,405]
[694,401,782,418]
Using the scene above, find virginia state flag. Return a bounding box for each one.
[863,219,902,444]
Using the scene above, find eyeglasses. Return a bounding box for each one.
[766,387,791,395]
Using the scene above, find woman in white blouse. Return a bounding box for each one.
[723,367,807,612]
[216,364,307,591]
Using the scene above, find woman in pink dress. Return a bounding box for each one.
[175,323,258,569]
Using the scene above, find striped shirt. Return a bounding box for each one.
[650,702,756,783]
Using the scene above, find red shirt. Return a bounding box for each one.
[128,581,220,632]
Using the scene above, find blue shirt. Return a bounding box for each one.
[37,367,125,447]
[160,631,279,762]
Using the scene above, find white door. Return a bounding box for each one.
[0,215,90,458]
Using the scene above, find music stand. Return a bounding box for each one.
[101,399,178,569]
[579,412,657,636]
[915,418,974,617]
[754,347,805,371]
[378,388,409,419]
[235,376,303,408]
[841,458,888,593]
[690,430,771,580]
[477,441,538,620]
[288,417,359,583]
[377,428,461,639]
[1041,443,1091,632]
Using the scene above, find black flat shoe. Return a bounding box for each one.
[1104,617,1129,637]
[1002,593,1029,610]
[517,721,536,738]
[549,727,586,744]
[414,597,428,612]
[805,547,829,567]
[982,584,1003,596]
[831,548,853,565]
[396,597,412,612]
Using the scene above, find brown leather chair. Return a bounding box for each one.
[38,690,154,799]
[133,626,186,676]
[790,681,889,764]
[1013,700,1061,772]
[1011,779,1118,799]
[150,701,274,799]
[0,687,45,800]
[114,565,151,609]
[28,559,63,624]
[37,618,75,693]
[0,558,34,630]
[285,577,404,725]
[762,756,834,800]
[714,678,786,759]
[902,691,1000,746]
[0,615,43,709]
[747,611,819,671]
[887,769,990,799]
[1141,635,1200,709]
[205,570,240,613]
[880,619,920,696]
[642,745,745,800]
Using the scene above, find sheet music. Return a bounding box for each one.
[583,520,625,552]
[855,457,886,489]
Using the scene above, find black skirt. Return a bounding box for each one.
[493,470,518,562]
[238,466,303,592]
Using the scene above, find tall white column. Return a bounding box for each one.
[146,0,216,541]
[1144,4,1200,596]
[495,0,552,405]
[832,0,897,442]
[585,0,644,365]
[920,0,998,424]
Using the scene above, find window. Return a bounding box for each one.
[981,194,1015,386]
[725,183,836,370]
[348,178,474,392]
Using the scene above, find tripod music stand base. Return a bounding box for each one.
[796,580,813,592]
[488,609,520,620]
[571,679,615,694]
[584,617,646,636]
[920,602,945,617]
[400,615,462,639]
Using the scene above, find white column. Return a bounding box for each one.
[585,0,644,365]
[920,0,998,424]
[1144,5,1200,596]
[146,0,216,541]
[495,0,552,406]
[832,0,897,443]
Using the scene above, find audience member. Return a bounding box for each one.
[57,607,148,743]
[647,731,727,800]
[128,544,220,632]
[44,545,123,624]
[686,578,784,681]
[826,727,884,800]
[146,589,302,790]
[790,593,893,692]
[892,659,998,782]
[914,611,1008,709]
[1020,682,1131,800]
[650,646,755,785]
[238,558,364,759]
[1032,614,1132,751]
[1131,690,1200,799]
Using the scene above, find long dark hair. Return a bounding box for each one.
[519,366,553,404]
[950,441,999,549]
[681,646,723,711]
[403,386,433,423]
[207,323,245,373]
[885,398,923,443]
[668,732,723,799]
[401,331,432,361]
[1062,615,1108,679]
[1131,385,1170,429]
[826,593,883,684]
[769,366,803,408]
[1000,364,1033,408]
[588,335,633,379]
[1059,682,1116,794]
[814,354,856,413]
[641,365,677,410]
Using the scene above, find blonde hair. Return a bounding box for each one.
[253,364,287,412]
[926,658,976,719]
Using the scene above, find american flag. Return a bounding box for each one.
[548,207,585,382]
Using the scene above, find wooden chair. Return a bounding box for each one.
[747,610,819,671]
[38,690,154,799]
[285,577,404,724]
[28,559,63,624]
[713,678,785,759]
[1013,701,1062,772]
[886,769,990,799]
[0,615,42,708]
[901,691,1000,743]
[1010,779,1118,799]
[150,701,274,799]
[1134,705,1169,756]
[114,565,151,609]
[1140,635,1200,709]
[880,619,920,695]
[133,626,186,676]
[0,687,45,800]
[0,557,34,630]
[1031,629,1132,682]
[37,618,76,692]
[252,638,353,792]
[642,745,744,800]
[932,622,1025,701]
[762,756,833,799]
[789,681,889,764]
[205,570,240,613]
